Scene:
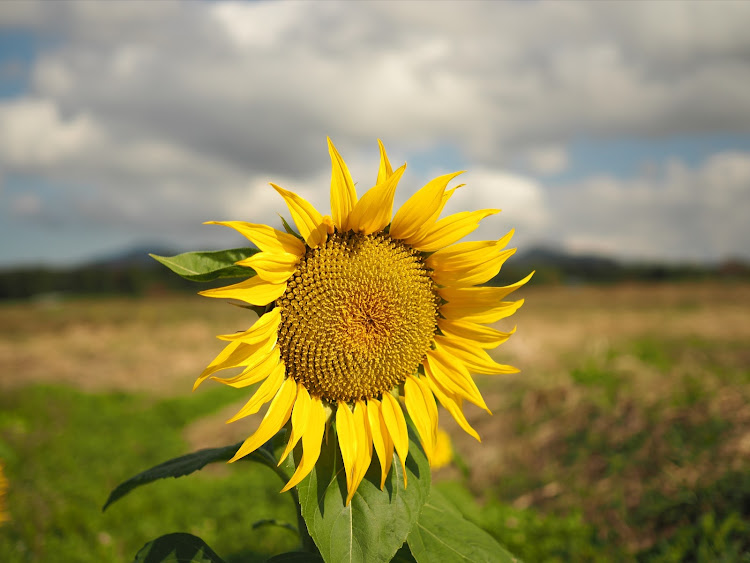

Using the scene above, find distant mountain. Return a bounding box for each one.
[495,245,747,285]
[514,246,619,269]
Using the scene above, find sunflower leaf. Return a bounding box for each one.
[103,441,283,511]
[251,518,300,536]
[296,432,430,563]
[150,248,259,282]
[266,552,324,563]
[406,488,519,563]
[133,532,225,562]
[102,442,241,511]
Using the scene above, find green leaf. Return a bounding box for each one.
[133,532,225,562]
[297,432,431,563]
[407,489,520,563]
[266,552,324,563]
[252,518,300,536]
[278,214,302,238]
[150,248,259,282]
[103,442,242,511]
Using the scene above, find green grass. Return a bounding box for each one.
[437,481,612,562]
[0,385,300,562]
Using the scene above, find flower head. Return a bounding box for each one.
[199,139,532,504]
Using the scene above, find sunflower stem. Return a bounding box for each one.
[255,435,317,553]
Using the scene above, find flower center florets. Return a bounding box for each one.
[276,231,439,403]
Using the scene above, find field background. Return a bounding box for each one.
[1,281,749,561]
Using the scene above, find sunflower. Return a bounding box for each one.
[198,139,532,505]
[431,428,454,470]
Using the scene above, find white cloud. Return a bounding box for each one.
[448,168,550,239]
[8,0,748,167]
[0,1,749,263]
[0,98,102,166]
[524,146,569,176]
[549,151,750,262]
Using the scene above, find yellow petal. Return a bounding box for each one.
[404,376,438,464]
[278,383,311,464]
[367,399,393,490]
[432,428,454,469]
[423,368,481,442]
[347,164,406,235]
[226,362,286,423]
[376,139,394,185]
[380,392,409,487]
[328,138,358,231]
[436,335,519,375]
[281,395,328,492]
[336,401,357,494]
[406,185,461,243]
[199,276,288,306]
[347,401,373,505]
[425,348,490,413]
[217,307,281,342]
[438,271,534,306]
[410,209,500,252]
[205,221,305,256]
[270,184,327,248]
[426,230,514,268]
[229,376,297,462]
[195,337,276,390]
[235,252,300,284]
[390,171,464,241]
[426,232,516,287]
[438,318,516,349]
[440,298,525,325]
[432,249,516,287]
[211,346,280,389]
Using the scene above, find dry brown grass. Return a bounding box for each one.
[0,294,254,395]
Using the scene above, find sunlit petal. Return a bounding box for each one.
[328,137,358,231]
[205,221,305,256]
[390,171,464,241]
[271,184,328,248]
[229,376,297,462]
[236,252,300,284]
[198,276,288,306]
[380,392,409,487]
[347,165,406,235]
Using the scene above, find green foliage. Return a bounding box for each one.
[635,472,750,561]
[266,553,324,562]
[134,533,225,563]
[297,431,430,563]
[436,483,609,562]
[103,442,243,511]
[150,248,258,283]
[406,488,518,562]
[642,512,750,563]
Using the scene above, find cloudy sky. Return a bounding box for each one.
[1,0,749,268]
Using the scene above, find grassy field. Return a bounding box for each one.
[1,282,749,561]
